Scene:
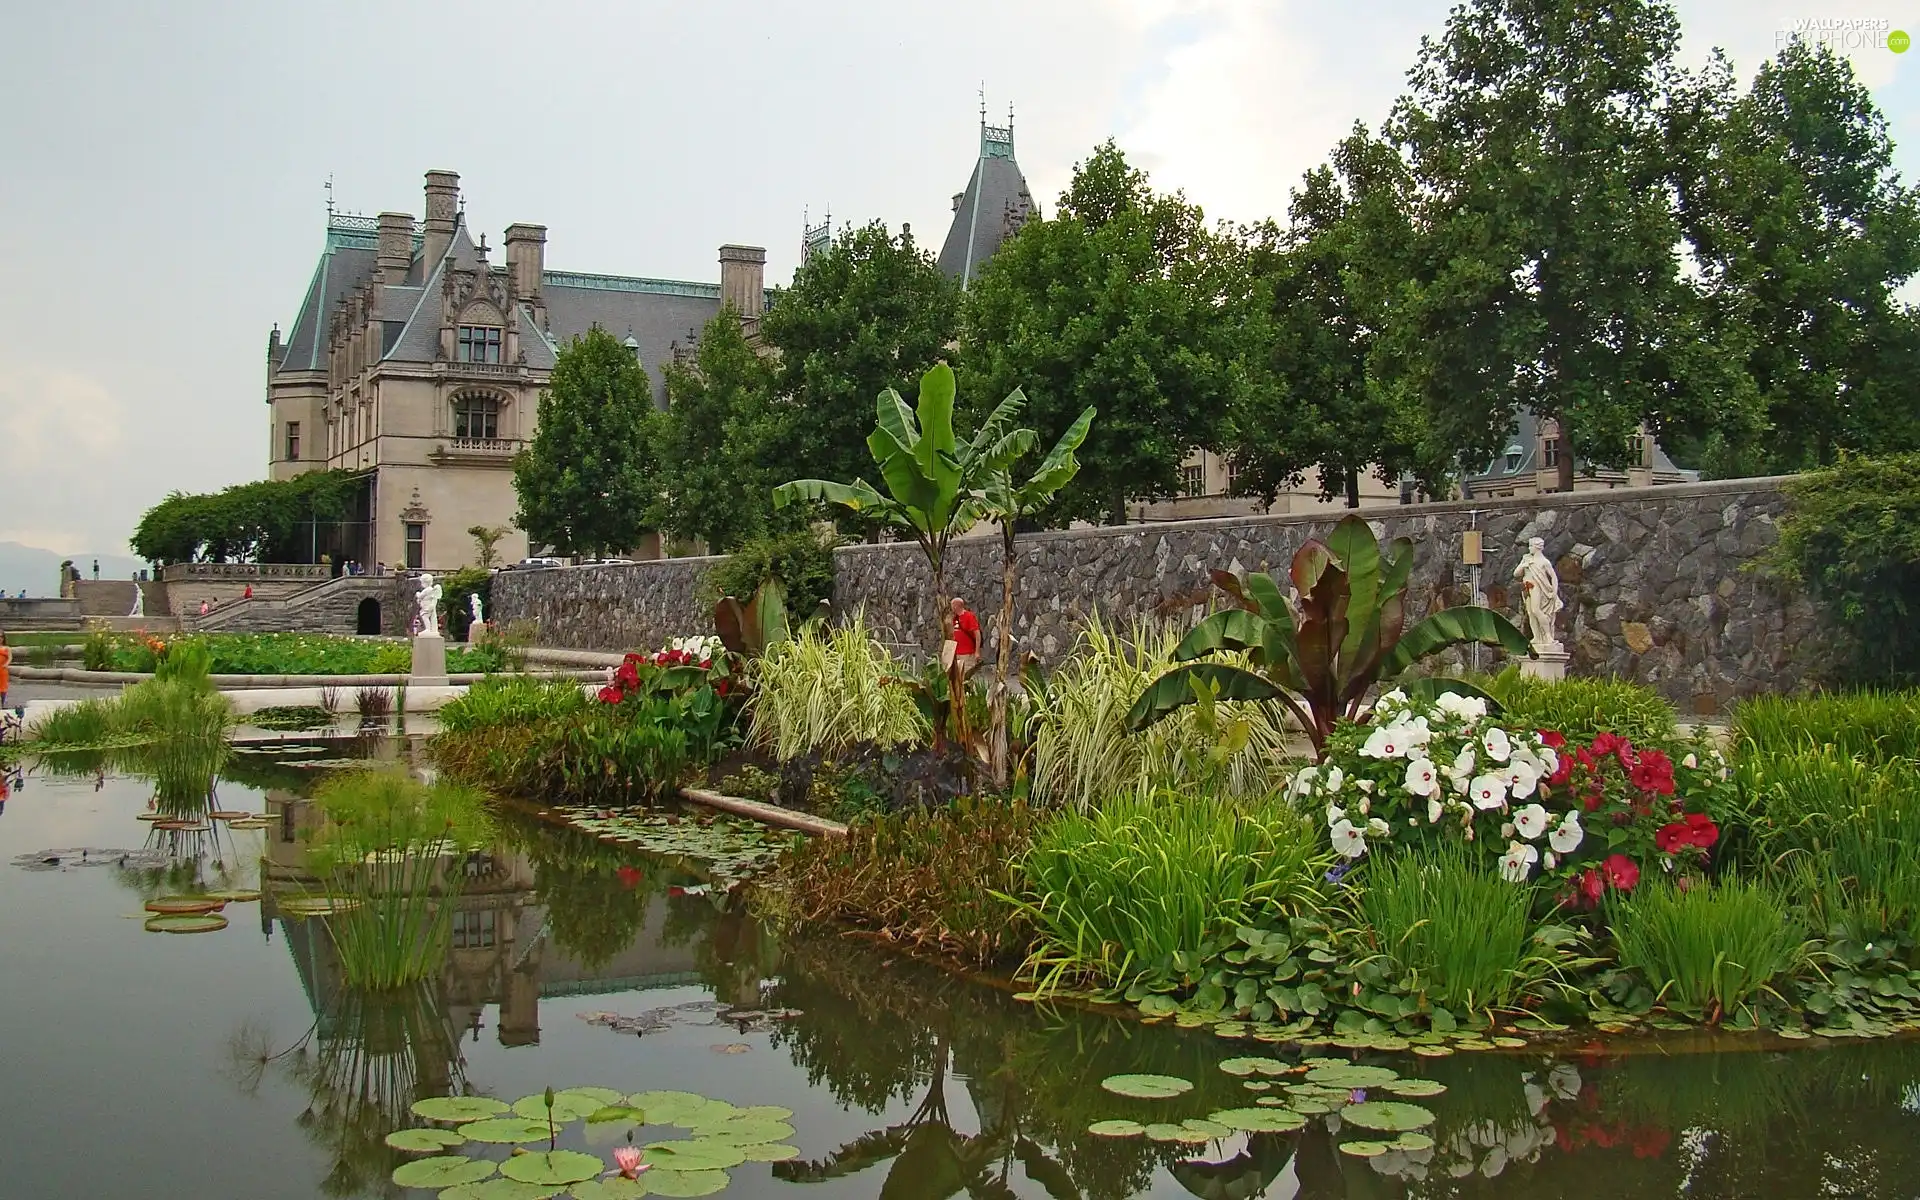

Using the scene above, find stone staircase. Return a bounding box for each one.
[192,574,407,635]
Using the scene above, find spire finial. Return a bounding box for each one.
[979,83,987,127]
[324,174,335,220]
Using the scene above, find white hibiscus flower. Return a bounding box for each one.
[1682,752,1698,769]
[1512,803,1550,840]
[1330,818,1368,858]
[1482,727,1513,764]
[1289,766,1319,799]
[1498,840,1539,883]
[1469,773,1509,811]
[1355,779,1375,793]
[1504,759,1540,799]
[1367,816,1391,837]
[1548,811,1584,854]
[1326,765,1346,792]
[1326,803,1347,828]
[1537,746,1559,778]
[1427,798,1445,824]
[1436,691,1488,722]
[1404,757,1440,797]
[1361,724,1415,760]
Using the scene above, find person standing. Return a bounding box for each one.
[91,559,99,579]
[946,596,981,679]
[0,631,12,708]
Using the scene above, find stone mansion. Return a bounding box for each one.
[267,169,768,571]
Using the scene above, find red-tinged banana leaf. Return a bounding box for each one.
[1379,606,1531,678]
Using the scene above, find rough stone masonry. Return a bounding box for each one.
[492,477,1823,713]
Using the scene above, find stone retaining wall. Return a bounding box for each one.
[494,478,1822,712]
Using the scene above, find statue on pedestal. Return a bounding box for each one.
[1512,537,1563,652]
[415,574,443,638]
[469,592,485,630]
[128,585,144,619]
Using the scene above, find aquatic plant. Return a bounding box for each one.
[1610,877,1806,1021]
[1027,616,1291,811]
[26,675,232,751]
[1356,846,1540,1013]
[1012,790,1329,992]
[745,614,929,761]
[248,705,333,731]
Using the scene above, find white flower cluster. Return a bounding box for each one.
[667,635,723,660]
[1287,689,1578,881]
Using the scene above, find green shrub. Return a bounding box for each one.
[1013,790,1329,991]
[781,795,1035,967]
[82,632,501,676]
[82,628,114,672]
[1768,452,1920,685]
[1732,690,1920,763]
[1611,877,1805,1020]
[1027,616,1292,811]
[1484,672,1679,747]
[703,525,838,620]
[747,614,927,761]
[437,675,591,733]
[1357,846,1538,1013]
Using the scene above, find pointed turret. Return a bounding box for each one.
[938,103,1038,287]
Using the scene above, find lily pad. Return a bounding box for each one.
[1100,1073,1194,1099]
[1491,1035,1528,1048]
[1218,1056,1286,1077]
[1339,1140,1391,1158]
[696,1118,794,1145]
[207,888,262,902]
[440,1181,559,1200]
[1287,1098,1334,1115]
[512,1092,603,1123]
[390,1154,496,1189]
[1181,1118,1233,1139]
[1088,1119,1145,1138]
[1340,1101,1436,1133]
[1389,1131,1436,1152]
[1256,1096,1286,1107]
[641,1169,731,1198]
[1242,1080,1273,1091]
[384,1127,467,1152]
[279,896,360,917]
[411,1096,510,1123]
[499,1150,603,1186]
[586,1105,646,1125]
[146,896,225,915]
[734,1142,800,1162]
[225,818,272,830]
[730,1105,793,1121]
[144,913,228,933]
[1145,1123,1210,1144]
[567,1181,647,1200]
[1209,1107,1308,1133]
[459,1118,555,1144]
[559,1087,627,1108]
[206,811,253,822]
[1412,1045,1455,1058]
[1305,1065,1399,1087]
[1382,1079,1446,1098]
[642,1141,748,1171]
[627,1091,709,1125]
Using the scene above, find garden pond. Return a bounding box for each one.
[2,738,1918,1199]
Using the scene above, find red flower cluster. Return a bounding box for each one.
[1544,729,1723,910]
[598,648,724,705]
[1577,853,1643,904]
[1654,811,1719,854]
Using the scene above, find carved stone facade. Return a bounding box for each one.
[266,169,766,571]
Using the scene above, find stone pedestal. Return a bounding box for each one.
[411,633,448,686]
[1521,643,1570,682]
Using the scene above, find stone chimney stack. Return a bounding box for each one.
[505,223,547,303]
[422,170,461,270]
[718,244,767,321]
[376,212,413,284]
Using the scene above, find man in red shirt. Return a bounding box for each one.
[947,596,981,679]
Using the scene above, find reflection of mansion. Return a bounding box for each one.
[268,169,770,570]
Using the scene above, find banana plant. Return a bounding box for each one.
[713,578,789,658]
[774,362,1034,644]
[1126,514,1532,755]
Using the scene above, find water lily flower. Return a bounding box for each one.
[1469,773,1509,810]
[1482,727,1513,764]
[1548,811,1584,854]
[1330,818,1368,858]
[1504,759,1540,799]
[1499,841,1538,883]
[609,1146,649,1179]
[1404,757,1440,797]
[1512,803,1550,840]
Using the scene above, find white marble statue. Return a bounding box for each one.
[128,585,144,619]
[415,573,443,639]
[1512,537,1563,651]
[469,592,485,629]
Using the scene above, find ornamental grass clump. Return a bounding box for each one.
[1357,846,1538,1013]
[1610,877,1805,1021]
[1012,790,1329,992]
[747,614,928,761]
[1027,616,1290,811]
[437,675,591,733]
[1733,691,1920,763]
[1485,673,1679,748]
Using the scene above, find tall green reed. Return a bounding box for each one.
[747,613,929,761]
[1012,789,1328,991]
[1027,616,1292,811]
[1733,691,1920,763]
[437,674,591,733]
[1610,877,1805,1019]
[1357,846,1538,1013]
[1483,672,1679,746]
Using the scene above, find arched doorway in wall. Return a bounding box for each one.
[356,597,381,635]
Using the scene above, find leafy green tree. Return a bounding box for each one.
[761,220,960,525]
[512,326,661,558]
[131,470,365,564]
[962,142,1247,525]
[1670,41,1920,474]
[656,305,784,553]
[1384,0,1745,490]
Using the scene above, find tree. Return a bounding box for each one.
[466,525,510,570]
[131,470,364,564]
[773,363,1032,646]
[1670,41,1920,474]
[1225,124,1443,509]
[760,219,960,526]
[656,305,784,553]
[961,142,1247,525]
[1385,0,1744,491]
[512,326,661,558]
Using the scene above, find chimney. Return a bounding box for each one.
[718,244,766,320]
[505,223,547,304]
[421,170,460,270]
[376,211,412,284]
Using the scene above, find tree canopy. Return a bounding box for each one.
[512,325,662,558]
[131,469,365,564]
[655,305,786,554]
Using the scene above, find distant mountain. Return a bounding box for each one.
[0,542,145,598]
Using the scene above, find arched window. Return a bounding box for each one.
[454,395,499,440]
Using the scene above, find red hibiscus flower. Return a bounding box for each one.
[1683,811,1719,848]
[714,679,730,697]
[1591,732,1626,758]
[622,651,644,666]
[597,685,624,704]
[1579,868,1606,907]
[1540,730,1567,750]
[1630,749,1676,795]
[614,662,640,690]
[1603,853,1641,892]
[1655,821,1691,854]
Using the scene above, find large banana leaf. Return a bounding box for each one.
[1125,664,1282,732]
[773,476,900,517]
[1328,517,1382,671]
[1172,609,1268,660]
[1379,606,1531,678]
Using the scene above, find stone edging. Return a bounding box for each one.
[11,666,608,687]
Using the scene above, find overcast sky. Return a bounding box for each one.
[1,0,1914,559]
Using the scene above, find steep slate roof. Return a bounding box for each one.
[539,276,722,404]
[938,122,1039,286]
[275,238,377,373]
[1466,410,1699,490]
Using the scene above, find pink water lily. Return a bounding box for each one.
[609,1146,650,1179]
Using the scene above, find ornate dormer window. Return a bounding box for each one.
[456,325,503,363]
